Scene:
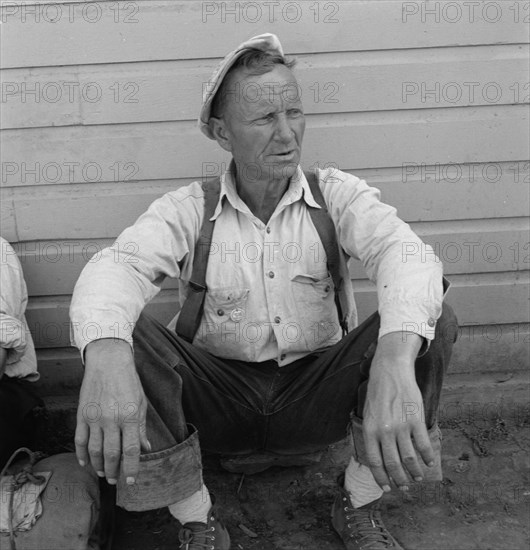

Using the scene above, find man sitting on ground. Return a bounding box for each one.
[70,34,457,550]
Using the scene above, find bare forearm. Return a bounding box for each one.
[372,331,422,374]
[84,338,133,371]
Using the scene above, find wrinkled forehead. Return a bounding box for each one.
[224,65,302,115]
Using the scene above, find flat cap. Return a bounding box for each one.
[199,33,284,140]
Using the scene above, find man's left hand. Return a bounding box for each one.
[362,332,433,492]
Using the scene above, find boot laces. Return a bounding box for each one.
[344,503,395,548]
[178,525,215,549]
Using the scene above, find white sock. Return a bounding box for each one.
[168,483,212,525]
[344,457,384,508]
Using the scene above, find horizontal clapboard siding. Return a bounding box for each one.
[2,106,529,186]
[0,0,528,394]
[2,1,528,69]
[2,163,529,241]
[2,45,529,129]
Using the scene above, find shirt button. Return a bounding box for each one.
[217,309,224,316]
[266,227,271,234]
[427,318,435,327]
[280,354,286,360]
[268,271,275,278]
[230,308,244,322]
[274,316,281,324]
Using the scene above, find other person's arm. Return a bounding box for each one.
[0,238,31,380]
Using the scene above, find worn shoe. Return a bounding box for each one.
[331,475,404,549]
[178,503,231,549]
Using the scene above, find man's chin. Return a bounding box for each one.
[235,156,300,181]
[270,161,298,181]
[269,153,300,176]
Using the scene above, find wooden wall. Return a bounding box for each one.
[1,1,528,395]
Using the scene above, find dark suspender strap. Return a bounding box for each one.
[304,170,348,334]
[176,171,347,342]
[175,177,221,342]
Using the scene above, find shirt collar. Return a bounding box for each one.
[210,162,321,221]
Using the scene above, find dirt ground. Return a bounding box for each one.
[112,416,530,550]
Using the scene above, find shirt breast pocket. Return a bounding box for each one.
[290,272,339,350]
[198,287,251,357]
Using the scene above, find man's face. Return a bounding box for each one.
[216,64,306,182]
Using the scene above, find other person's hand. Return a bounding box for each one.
[362,332,433,492]
[75,339,151,485]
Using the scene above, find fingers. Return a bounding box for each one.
[87,426,104,477]
[122,423,142,485]
[397,431,424,482]
[74,420,89,467]
[76,405,148,486]
[366,424,433,491]
[412,423,435,468]
[103,428,122,484]
[364,431,391,492]
[139,418,152,453]
[121,399,149,484]
[381,434,410,489]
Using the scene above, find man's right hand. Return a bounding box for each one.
[75,338,151,485]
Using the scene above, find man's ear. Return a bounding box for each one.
[209,117,232,153]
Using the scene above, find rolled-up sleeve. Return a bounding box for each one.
[0,239,28,361]
[70,186,203,357]
[0,314,26,356]
[321,169,444,341]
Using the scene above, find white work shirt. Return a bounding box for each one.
[0,237,39,380]
[70,166,445,365]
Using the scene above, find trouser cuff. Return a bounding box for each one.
[349,415,443,483]
[117,425,203,511]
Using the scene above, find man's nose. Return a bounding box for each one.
[275,114,295,142]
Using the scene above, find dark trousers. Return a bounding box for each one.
[117,304,458,511]
[0,377,42,469]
